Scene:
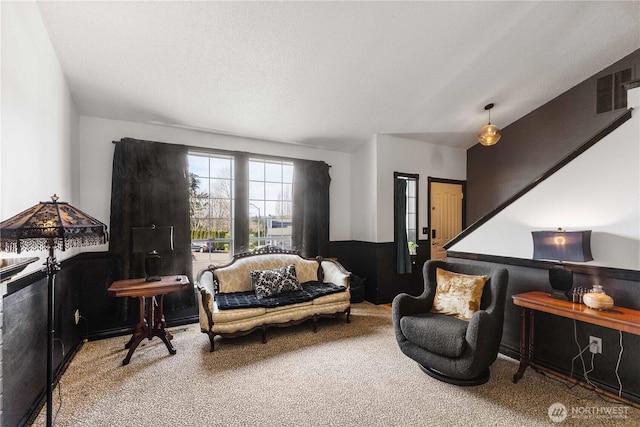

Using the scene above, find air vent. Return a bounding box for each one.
[596,68,633,114]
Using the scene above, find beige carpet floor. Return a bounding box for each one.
[34,302,638,427]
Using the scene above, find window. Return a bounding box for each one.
[188,153,234,272]
[249,159,294,250]
[596,68,633,114]
[188,152,295,272]
[405,177,418,250]
[395,172,419,274]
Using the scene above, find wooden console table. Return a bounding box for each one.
[512,291,640,408]
[108,275,190,365]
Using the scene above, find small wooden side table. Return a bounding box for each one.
[108,275,190,365]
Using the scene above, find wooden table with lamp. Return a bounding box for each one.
[107,275,190,365]
[511,290,640,409]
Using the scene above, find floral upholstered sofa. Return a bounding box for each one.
[195,247,351,351]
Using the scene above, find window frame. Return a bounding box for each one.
[394,172,419,254]
[248,158,294,250]
[188,148,297,260]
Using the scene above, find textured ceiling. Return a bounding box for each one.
[37,1,640,152]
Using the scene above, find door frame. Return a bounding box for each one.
[427,177,466,260]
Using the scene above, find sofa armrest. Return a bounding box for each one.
[320,259,351,289]
[195,268,215,332]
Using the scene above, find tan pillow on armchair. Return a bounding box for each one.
[431,268,487,320]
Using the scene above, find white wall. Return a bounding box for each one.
[375,135,467,243]
[77,116,352,243]
[1,1,83,272]
[450,87,640,270]
[1,4,80,423]
[350,136,378,242]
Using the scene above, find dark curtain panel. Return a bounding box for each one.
[395,178,411,274]
[292,160,331,258]
[109,138,195,313]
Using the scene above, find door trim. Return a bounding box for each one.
[428,177,466,260]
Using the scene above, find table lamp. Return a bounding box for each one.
[0,194,108,427]
[532,229,593,300]
[132,225,174,281]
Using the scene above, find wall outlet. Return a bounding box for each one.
[74,309,80,325]
[589,336,602,354]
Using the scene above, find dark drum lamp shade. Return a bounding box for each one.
[132,225,174,282]
[532,229,593,300]
[0,194,108,427]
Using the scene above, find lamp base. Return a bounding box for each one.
[548,265,573,301]
[144,251,162,282]
[548,289,572,301]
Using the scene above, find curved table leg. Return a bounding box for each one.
[122,297,148,365]
[513,308,534,383]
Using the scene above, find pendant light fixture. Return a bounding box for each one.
[477,103,502,146]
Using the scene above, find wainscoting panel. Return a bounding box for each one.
[330,240,426,304]
[3,275,48,427]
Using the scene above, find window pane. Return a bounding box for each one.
[188,153,234,275]
[407,198,416,214]
[265,162,282,182]
[210,178,231,200]
[248,159,294,250]
[210,158,232,179]
[407,179,416,197]
[249,161,264,181]
[265,200,281,216]
[249,201,265,216]
[407,213,416,231]
[188,155,210,178]
[283,164,293,183]
[279,201,292,217]
[265,182,283,200]
[249,181,264,199]
[281,183,292,201]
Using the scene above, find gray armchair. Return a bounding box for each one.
[392,260,508,385]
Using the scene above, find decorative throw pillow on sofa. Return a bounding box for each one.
[251,264,302,299]
[431,268,487,320]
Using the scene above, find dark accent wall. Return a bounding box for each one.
[330,240,427,304]
[466,48,640,224]
[448,254,640,403]
[2,252,197,427]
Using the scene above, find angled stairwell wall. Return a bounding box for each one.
[467,48,640,224]
[446,85,640,402]
[448,92,639,270]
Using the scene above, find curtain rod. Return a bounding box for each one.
[112,137,332,167]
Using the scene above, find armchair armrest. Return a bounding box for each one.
[392,290,434,319]
[465,310,501,351]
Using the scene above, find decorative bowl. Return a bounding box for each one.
[583,292,614,310]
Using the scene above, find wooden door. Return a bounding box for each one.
[430,181,464,260]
